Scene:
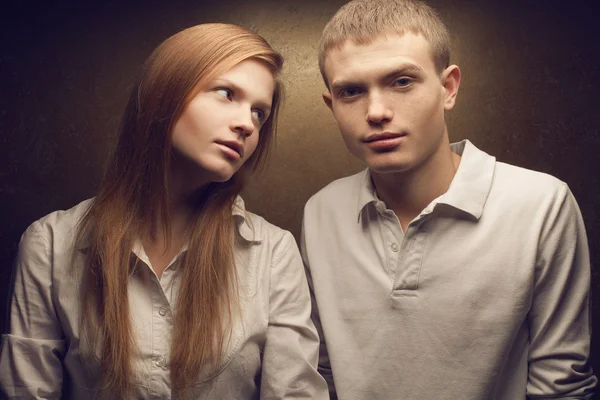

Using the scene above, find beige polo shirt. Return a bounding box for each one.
[302,140,596,399]
[1,197,329,399]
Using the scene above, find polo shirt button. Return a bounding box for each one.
[391,243,399,252]
[158,306,168,316]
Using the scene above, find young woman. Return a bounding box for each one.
[0,23,328,399]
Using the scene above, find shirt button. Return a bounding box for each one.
[155,356,167,369]
[391,243,399,252]
[158,306,169,316]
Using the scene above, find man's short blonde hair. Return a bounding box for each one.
[318,0,451,88]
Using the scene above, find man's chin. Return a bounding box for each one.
[367,161,413,175]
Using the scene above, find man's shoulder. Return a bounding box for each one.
[494,161,566,194]
[490,161,569,210]
[304,169,366,212]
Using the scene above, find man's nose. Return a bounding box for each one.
[366,94,393,125]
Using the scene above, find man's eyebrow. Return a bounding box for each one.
[330,63,425,91]
[382,64,424,80]
[212,78,272,111]
[330,79,361,92]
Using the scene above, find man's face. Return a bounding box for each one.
[322,33,458,175]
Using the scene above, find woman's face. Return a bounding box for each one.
[171,59,275,187]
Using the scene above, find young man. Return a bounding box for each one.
[301,0,597,399]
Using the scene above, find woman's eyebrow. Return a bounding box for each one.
[212,78,272,111]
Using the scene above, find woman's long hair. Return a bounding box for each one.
[75,23,283,397]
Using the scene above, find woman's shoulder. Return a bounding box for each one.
[233,196,294,249]
[20,198,94,255]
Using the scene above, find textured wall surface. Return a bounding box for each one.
[2,0,599,381]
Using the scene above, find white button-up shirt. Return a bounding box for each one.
[302,140,596,399]
[1,197,329,399]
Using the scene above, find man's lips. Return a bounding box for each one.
[362,132,407,142]
[362,132,407,151]
[215,140,244,159]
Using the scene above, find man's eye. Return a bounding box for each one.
[339,87,362,98]
[394,77,413,87]
[252,109,266,123]
[216,88,233,100]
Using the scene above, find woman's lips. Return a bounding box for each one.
[215,140,244,159]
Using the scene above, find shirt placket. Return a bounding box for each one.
[375,203,404,286]
[377,203,429,292]
[393,221,428,291]
[148,266,177,398]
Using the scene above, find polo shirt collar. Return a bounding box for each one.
[356,169,378,220]
[438,140,495,219]
[355,139,495,220]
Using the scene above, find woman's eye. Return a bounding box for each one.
[252,109,266,123]
[216,88,233,100]
[394,77,413,87]
[339,87,362,98]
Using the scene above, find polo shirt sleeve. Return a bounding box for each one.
[527,183,597,398]
[300,222,338,400]
[259,231,329,399]
[0,221,66,399]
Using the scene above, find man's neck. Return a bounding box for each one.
[371,146,461,231]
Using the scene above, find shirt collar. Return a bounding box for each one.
[233,195,262,243]
[76,195,261,250]
[356,169,378,221]
[355,139,495,220]
[438,140,495,219]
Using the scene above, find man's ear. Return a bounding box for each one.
[441,65,461,111]
[322,90,333,111]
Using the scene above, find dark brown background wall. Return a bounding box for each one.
[2,0,599,384]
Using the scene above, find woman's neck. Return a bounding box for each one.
[143,174,208,278]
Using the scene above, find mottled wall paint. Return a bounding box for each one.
[1,0,599,374]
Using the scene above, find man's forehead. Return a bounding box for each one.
[325,33,435,81]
